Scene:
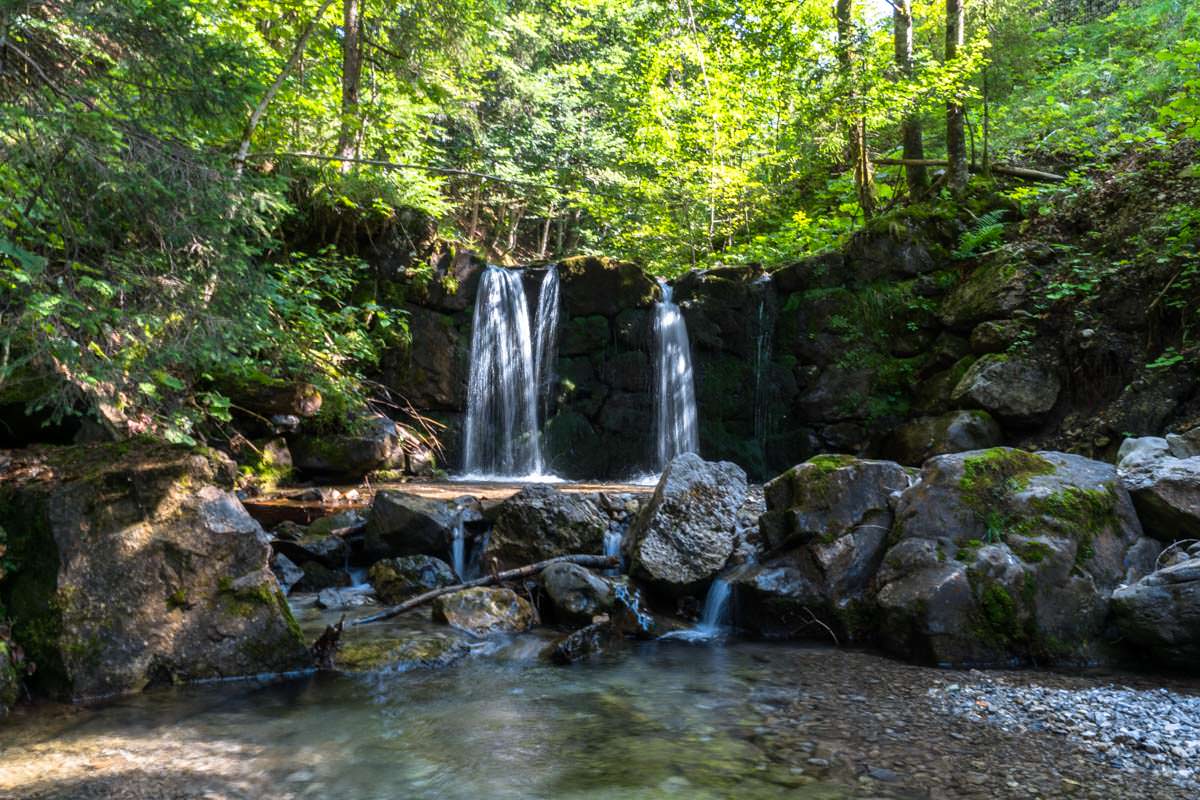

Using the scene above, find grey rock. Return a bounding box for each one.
[884,411,1003,466]
[484,485,608,570]
[368,555,456,604]
[1118,438,1200,541]
[364,491,463,561]
[1112,558,1200,670]
[290,413,409,479]
[432,587,536,636]
[540,562,613,623]
[951,354,1061,421]
[1167,426,1200,459]
[629,454,748,593]
[271,553,304,594]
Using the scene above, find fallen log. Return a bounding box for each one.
[874,158,1065,183]
[353,553,618,625]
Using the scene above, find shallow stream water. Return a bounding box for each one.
[2,640,1197,800]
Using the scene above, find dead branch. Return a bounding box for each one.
[354,554,617,625]
[874,158,1065,183]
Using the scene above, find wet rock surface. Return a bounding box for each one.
[484,485,609,569]
[369,555,456,604]
[432,587,536,636]
[1112,557,1200,669]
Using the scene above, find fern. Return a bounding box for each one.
[953,210,1007,259]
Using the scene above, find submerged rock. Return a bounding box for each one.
[369,555,456,604]
[547,620,614,664]
[1117,436,1200,541]
[0,443,309,701]
[539,562,613,624]
[1112,558,1200,670]
[336,629,471,672]
[876,448,1156,666]
[629,453,748,594]
[484,485,608,569]
[432,587,535,636]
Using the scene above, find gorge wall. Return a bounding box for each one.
[381,216,1200,481]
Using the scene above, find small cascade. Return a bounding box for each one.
[751,275,774,450]
[462,266,544,478]
[602,529,623,576]
[533,265,561,427]
[653,279,700,469]
[661,576,732,642]
[450,514,466,580]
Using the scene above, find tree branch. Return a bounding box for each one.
[874,158,1065,183]
[353,554,617,625]
[242,150,551,188]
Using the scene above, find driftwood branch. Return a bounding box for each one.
[874,158,1065,183]
[354,554,617,625]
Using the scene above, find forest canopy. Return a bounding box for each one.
[1,0,1197,444]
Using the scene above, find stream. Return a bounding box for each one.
[3,638,1198,800]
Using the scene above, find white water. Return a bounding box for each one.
[653,279,700,469]
[450,515,466,580]
[533,265,560,427]
[462,266,547,478]
[661,577,733,642]
[602,529,623,576]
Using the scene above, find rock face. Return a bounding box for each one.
[1112,558,1200,670]
[1117,436,1200,541]
[0,444,309,701]
[884,411,1003,466]
[629,454,748,594]
[431,587,535,636]
[0,636,20,716]
[735,456,911,639]
[539,562,613,624]
[484,486,608,569]
[364,491,464,562]
[876,448,1156,666]
[369,555,456,604]
[952,354,1061,422]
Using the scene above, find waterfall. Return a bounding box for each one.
[751,275,774,450]
[660,577,732,642]
[533,265,560,427]
[462,266,544,478]
[653,279,699,470]
[602,529,623,576]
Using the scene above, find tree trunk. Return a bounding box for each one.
[836,0,876,218]
[893,0,928,199]
[335,0,363,171]
[945,0,968,195]
[233,0,337,174]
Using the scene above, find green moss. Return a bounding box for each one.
[805,454,857,473]
[1029,486,1117,566]
[217,577,277,619]
[166,588,189,610]
[1011,539,1052,564]
[958,448,1055,542]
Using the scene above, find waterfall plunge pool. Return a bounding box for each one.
[4,638,1198,800]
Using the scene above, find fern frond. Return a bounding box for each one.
[953,210,1007,259]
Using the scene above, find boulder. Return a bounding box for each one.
[431,587,536,636]
[547,621,614,664]
[629,454,748,594]
[484,485,608,570]
[363,491,465,562]
[1117,437,1200,541]
[951,353,1060,422]
[969,320,1027,354]
[539,562,613,624]
[876,448,1157,666]
[0,443,309,701]
[289,413,409,479]
[1168,426,1200,459]
[883,411,1003,466]
[315,585,374,611]
[1112,558,1200,670]
[369,555,456,604]
[336,629,471,673]
[939,260,1030,330]
[735,456,911,639]
[271,553,304,594]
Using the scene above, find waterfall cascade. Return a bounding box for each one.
[653,279,700,470]
[462,266,560,479]
[533,265,560,426]
[661,577,732,642]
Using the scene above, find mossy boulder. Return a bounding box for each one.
[289,413,423,480]
[432,587,535,636]
[0,443,309,701]
[735,455,912,641]
[539,562,614,624]
[883,410,1003,466]
[939,259,1031,330]
[369,555,456,604]
[484,485,608,570]
[876,448,1158,666]
[336,628,471,672]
